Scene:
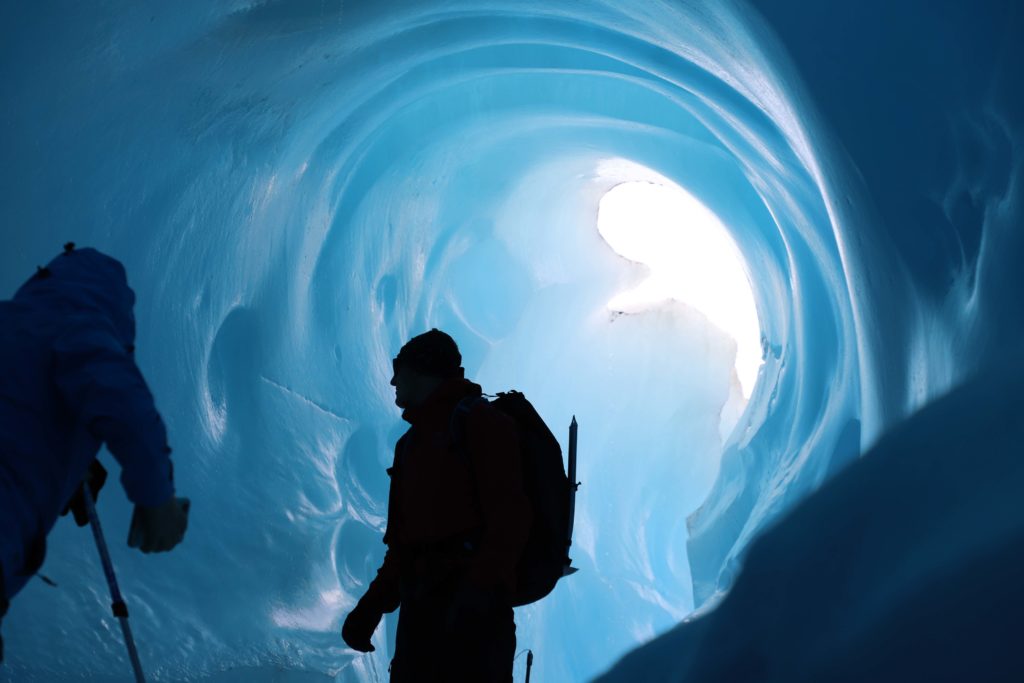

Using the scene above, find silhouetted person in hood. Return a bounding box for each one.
[0,245,188,662]
[343,329,532,682]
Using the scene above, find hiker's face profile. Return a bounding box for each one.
[390,361,440,409]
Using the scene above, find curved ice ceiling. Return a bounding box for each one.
[1,1,1020,682]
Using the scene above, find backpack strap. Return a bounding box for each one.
[449,395,491,534]
[450,395,490,454]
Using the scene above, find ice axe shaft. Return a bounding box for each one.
[81,484,147,683]
[567,417,579,547]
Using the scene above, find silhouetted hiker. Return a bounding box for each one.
[0,245,188,662]
[343,329,532,682]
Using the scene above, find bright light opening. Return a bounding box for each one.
[597,181,762,399]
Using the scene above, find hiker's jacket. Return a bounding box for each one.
[0,249,174,600]
[364,378,532,612]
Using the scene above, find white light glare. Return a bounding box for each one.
[597,181,761,398]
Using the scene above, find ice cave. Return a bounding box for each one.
[1,0,1022,681]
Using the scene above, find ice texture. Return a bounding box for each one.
[0,0,1021,681]
[597,359,1024,682]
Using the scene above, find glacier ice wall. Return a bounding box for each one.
[598,1,1024,679]
[0,0,1020,681]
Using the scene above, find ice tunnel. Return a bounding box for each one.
[1,1,1021,681]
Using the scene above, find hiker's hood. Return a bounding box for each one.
[14,247,137,347]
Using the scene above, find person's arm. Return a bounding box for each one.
[53,318,174,507]
[342,544,401,652]
[342,439,405,652]
[366,433,406,614]
[362,545,402,614]
[464,404,533,594]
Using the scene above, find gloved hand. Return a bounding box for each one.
[61,460,108,527]
[342,599,383,653]
[128,497,190,553]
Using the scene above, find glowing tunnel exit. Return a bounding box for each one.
[597,181,762,399]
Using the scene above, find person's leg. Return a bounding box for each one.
[1,562,8,663]
[389,600,417,682]
[447,592,516,683]
[390,579,450,682]
[480,600,516,683]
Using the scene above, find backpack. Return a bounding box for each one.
[452,390,578,607]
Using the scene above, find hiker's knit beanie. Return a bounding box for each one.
[395,328,463,378]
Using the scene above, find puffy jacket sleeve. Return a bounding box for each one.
[53,318,174,507]
[465,403,532,593]
[360,545,402,614]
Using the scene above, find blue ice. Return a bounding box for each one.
[1,0,1021,681]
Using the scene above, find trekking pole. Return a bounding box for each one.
[81,485,147,683]
[525,649,534,683]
